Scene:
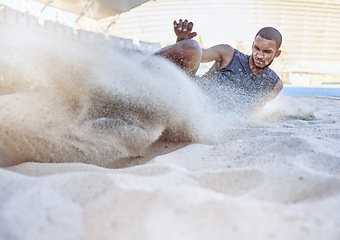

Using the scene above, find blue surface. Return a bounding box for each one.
[280,86,340,97]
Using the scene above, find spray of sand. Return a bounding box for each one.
[0,24,314,167]
[0,25,229,167]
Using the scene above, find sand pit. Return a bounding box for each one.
[0,23,339,240]
[1,96,340,240]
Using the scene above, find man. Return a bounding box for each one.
[155,19,283,111]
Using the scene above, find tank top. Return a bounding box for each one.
[206,49,280,111]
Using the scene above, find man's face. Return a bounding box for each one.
[251,35,281,69]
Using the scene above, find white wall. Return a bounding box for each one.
[0,6,161,54]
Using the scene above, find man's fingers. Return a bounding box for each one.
[182,19,188,31]
[187,22,194,32]
[189,32,197,39]
[177,19,183,30]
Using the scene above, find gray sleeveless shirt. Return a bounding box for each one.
[204,49,280,111]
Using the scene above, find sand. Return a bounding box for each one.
[0,23,340,240]
[1,96,340,240]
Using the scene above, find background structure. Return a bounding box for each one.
[1,0,340,86]
[96,0,340,86]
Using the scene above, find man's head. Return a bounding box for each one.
[251,27,282,70]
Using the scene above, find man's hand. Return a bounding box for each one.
[174,19,197,42]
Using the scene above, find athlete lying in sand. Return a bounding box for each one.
[155,19,283,110]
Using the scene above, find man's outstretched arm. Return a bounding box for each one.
[254,79,283,109]
[172,19,234,67]
[201,45,234,68]
[155,19,233,75]
[267,79,283,101]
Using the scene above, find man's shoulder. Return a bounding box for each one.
[228,49,249,70]
[231,49,252,68]
[234,49,248,59]
[216,45,235,69]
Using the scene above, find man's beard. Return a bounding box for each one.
[251,54,274,70]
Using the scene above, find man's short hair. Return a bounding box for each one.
[255,27,282,49]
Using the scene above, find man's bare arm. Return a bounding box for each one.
[173,19,234,67]
[201,44,235,68]
[266,79,283,101]
[256,79,283,107]
[251,79,283,110]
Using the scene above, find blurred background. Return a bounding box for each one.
[1,0,340,87]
